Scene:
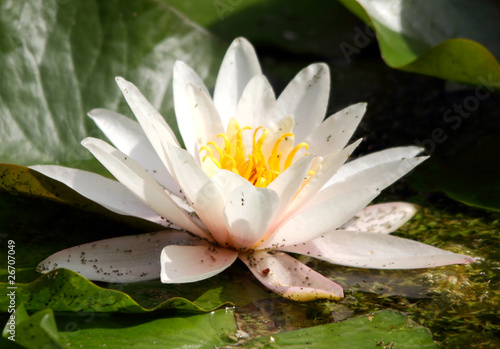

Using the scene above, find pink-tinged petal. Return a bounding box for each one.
[29,165,174,228]
[284,140,361,218]
[305,103,367,156]
[166,144,229,245]
[37,231,201,283]
[267,154,314,218]
[328,146,423,185]
[280,230,475,269]
[115,77,180,173]
[309,157,427,210]
[185,84,225,151]
[81,137,211,241]
[234,74,278,131]
[276,63,330,142]
[213,37,262,127]
[339,202,419,234]
[260,188,379,249]
[161,245,238,283]
[88,108,181,196]
[173,61,210,155]
[240,250,343,301]
[223,184,279,249]
[211,169,249,201]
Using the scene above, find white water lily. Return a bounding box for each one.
[34,38,474,301]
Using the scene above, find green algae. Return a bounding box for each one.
[234,197,499,348]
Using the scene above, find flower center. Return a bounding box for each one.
[199,118,311,187]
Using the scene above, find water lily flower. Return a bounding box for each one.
[34,38,474,301]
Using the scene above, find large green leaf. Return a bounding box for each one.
[245,309,436,348]
[338,0,500,88]
[0,0,225,172]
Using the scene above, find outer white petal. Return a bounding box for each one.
[339,202,419,234]
[81,137,211,240]
[223,184,279,250]
[240,250,343,301]
[309,157,427,210]
[166,144,229,245]
[37,231,201,283]
[234,74,278,131]
[259,188,379,249]
[276,63,330,142]
[305,103,367,156]
[185,84,225,151]
[213,37,262,126]
[328,146,423,185]
[115,77,179,173]
[161,245,238,283]
[280,230,475,269]
[173,60,210,155]
[88,108,181,195]
[29,165,174,228]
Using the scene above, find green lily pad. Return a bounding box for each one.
[0,0,225,173]
[0,267,268,313]
[338,0,500,88]
[244,309,436,348]
[2,304,237,348]
[2,304,61,349]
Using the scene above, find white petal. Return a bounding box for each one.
[213,37,262,126]
[240,250,343,301]
[284,140,361,218]
[267,154,313,219]
[115,77,179,173]
[305,103,367,156]
[186,84,225,151]
[339,202,419,234]
[173,61,210,155]
[223,184,279,249]
[166,144,229,245]
[234,74,278,130]
[29,165,173,228]
[329,146,423,185]
[37,231,201,283]
[211,169,249,201]
[81,137,211,240]
[310,157,427,210]
[259,188,379,249]
[276,63,330,142]
[88,108,181,195]
[161,245,238,283]
[280,230,475,269]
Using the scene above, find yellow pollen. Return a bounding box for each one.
[199,118,313,187]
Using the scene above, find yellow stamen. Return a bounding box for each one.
[199,118,314,187]
[285,143,309,169]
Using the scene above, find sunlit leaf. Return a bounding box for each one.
[338,0,500,88]
[0,0,225,172]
